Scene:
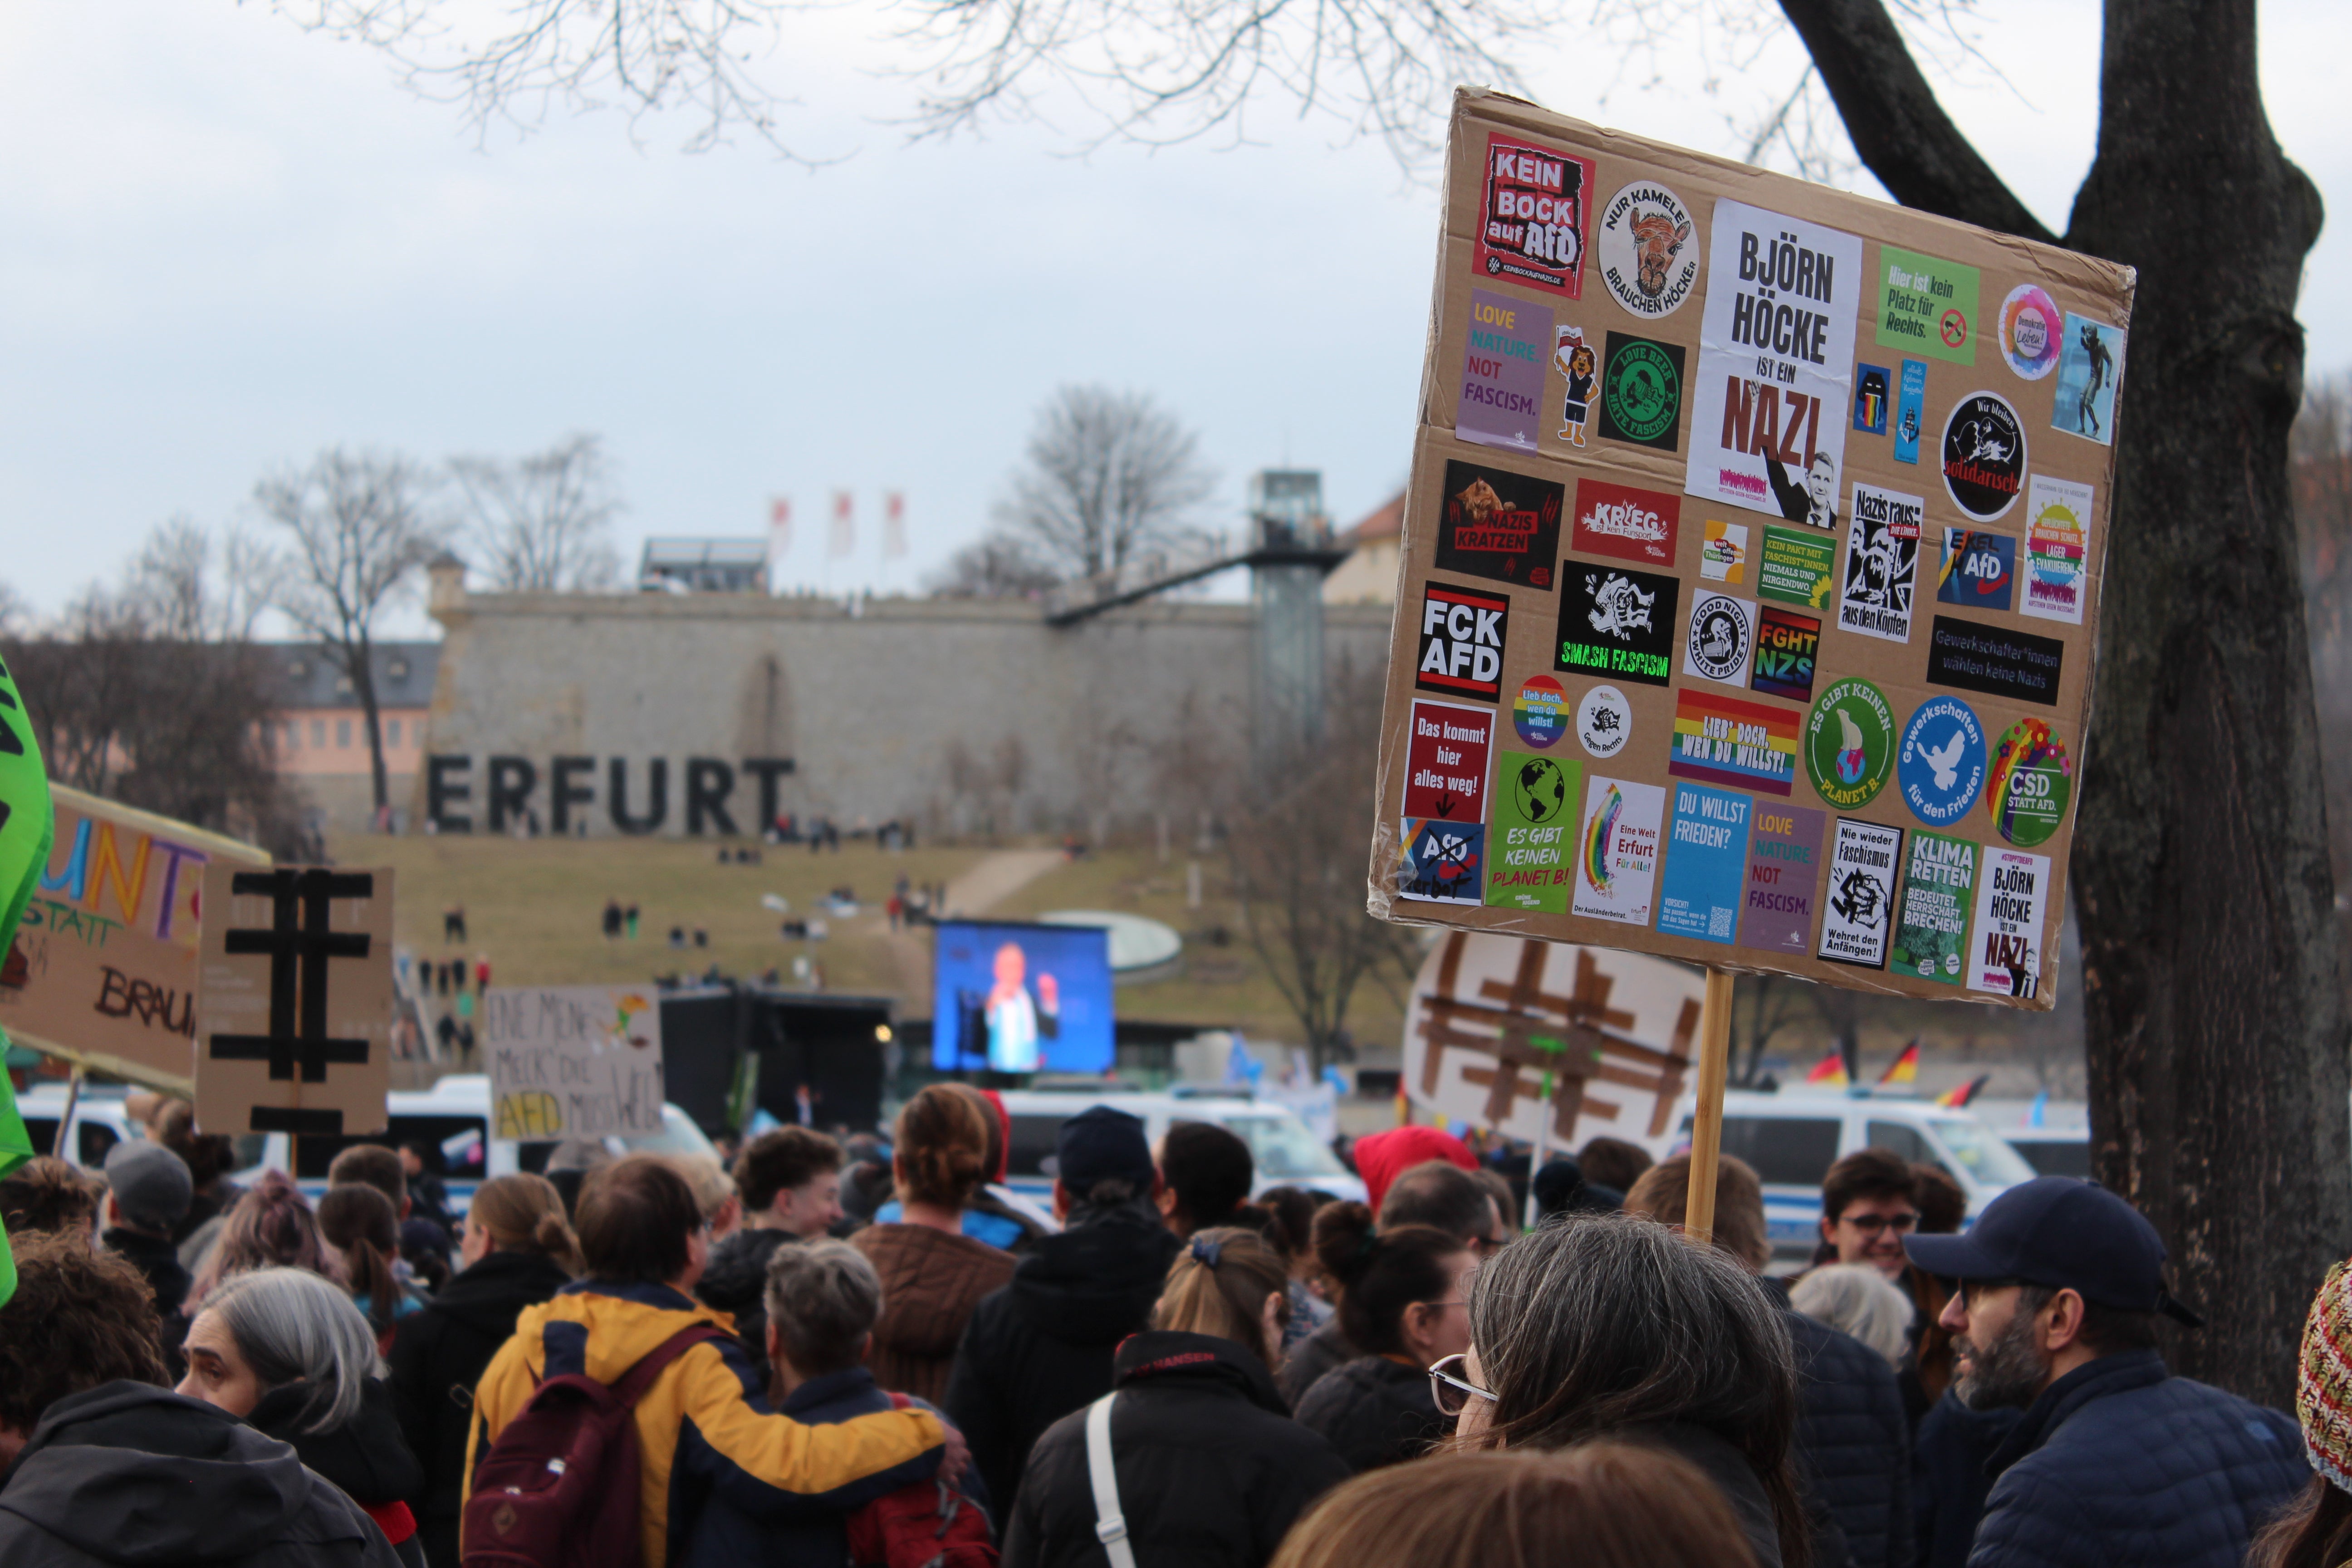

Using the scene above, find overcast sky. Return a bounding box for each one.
[3,0,2345,632]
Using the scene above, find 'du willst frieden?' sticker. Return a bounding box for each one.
[0,655,56,1309]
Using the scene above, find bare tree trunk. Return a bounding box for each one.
[2063,0,2341,1407]
[1789,0,2339,1406]
[351,633,389,816]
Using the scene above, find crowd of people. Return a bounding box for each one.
[0,1088,2346,1568]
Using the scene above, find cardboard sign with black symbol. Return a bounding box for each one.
[195,862,393,1137]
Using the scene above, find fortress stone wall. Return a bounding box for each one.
[413,578,1397,838]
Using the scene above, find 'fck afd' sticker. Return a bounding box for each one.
[1416,582,1510,702]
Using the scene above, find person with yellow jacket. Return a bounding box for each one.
[467,1156,962,1568]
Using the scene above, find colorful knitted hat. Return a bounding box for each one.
[2297,1257,2352,1492]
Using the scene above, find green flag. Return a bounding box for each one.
[0,654,55,1309]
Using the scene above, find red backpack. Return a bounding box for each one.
[843,1394,999,1568]
[461,1323,733,1568]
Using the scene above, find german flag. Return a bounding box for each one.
[1805,1054,1850,1087]
[1938,1073,1992,1109]
[1877,1041,1920,1087]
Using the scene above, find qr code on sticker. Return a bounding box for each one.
[1710,908,1734,938]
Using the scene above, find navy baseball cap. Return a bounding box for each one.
[1056,1105,1156,1191]
[1904,1175,2202,1326]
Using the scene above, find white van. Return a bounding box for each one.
[993,1085,1369,1205]
[1666,1090,2038,1266]
[234,1073,721,1215]
[13,1083,145,1171]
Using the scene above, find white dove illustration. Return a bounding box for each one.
[1922,726,1966,790]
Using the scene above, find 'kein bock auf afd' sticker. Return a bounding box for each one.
[1803,678,1896,810]
[1818,818,1903,969]
[1687,201,1866,526]
[1476,135,1595,295]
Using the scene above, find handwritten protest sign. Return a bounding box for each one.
[1,787,270,1092]
[195,863,393,1136]
[1369,92,2132,1009]
[482,986,666,1140]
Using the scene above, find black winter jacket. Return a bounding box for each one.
[696,1226,802,1376]
[1787,1308,1913,1568]
[102,1228,191,1377]
[1004,1331,1352,1568]
[943,1203,1181,1513]
[1912,1389,2019,1568]
[1292,1356,1445,1473]
[1273,1316,1357,1408]
[0,1382,402,1568]
[386,1247,574,1568]
[1968,1348,2304,1568]
[248,1378,426,1568]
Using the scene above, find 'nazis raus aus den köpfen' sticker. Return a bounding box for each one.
[1970,847,2051,998]
[1558,564,1678,687]
[1416,582,1510,701]
[1818,818,1903,968]
[1838,484,1922,644]
[1687,202,1867,524]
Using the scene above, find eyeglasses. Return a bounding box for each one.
[1427,1352,1495,1418]
[1839,1211,1921,1236]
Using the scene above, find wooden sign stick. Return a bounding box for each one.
[1681,967,1738,1246]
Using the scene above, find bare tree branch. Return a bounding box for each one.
[990,385,1217,580]
[450,433,624,592]
[1772,0,2054,240]
[256,448,446,814]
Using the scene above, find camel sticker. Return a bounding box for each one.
[1597,181,1700,319]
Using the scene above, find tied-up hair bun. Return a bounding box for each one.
[1191,1235,1224,1269]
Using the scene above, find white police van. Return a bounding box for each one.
[993,1085,1369,1205]
[1665,1089,2038,1267]
[14,1082,144,1171]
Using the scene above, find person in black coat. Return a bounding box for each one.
[385,1173,580,1568]
[99,1141,196,1376]
[945,1106,1182,1514]
[1005,1230,1351,1568]
[0,1230,402,1568]
[1291,1202,1475,1472]
[1631,1153,1914,1568]
[178,1267,431,1568]
[1911,1387,2020,1568]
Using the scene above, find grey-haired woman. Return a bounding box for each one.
[179,1267,428,1568]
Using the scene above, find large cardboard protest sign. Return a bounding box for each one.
[1404,931,1705,1147]
[482,986,666,1141]
[1371,92,2132,1008]
[0,787,270,1092]
[195,863,393,1136]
